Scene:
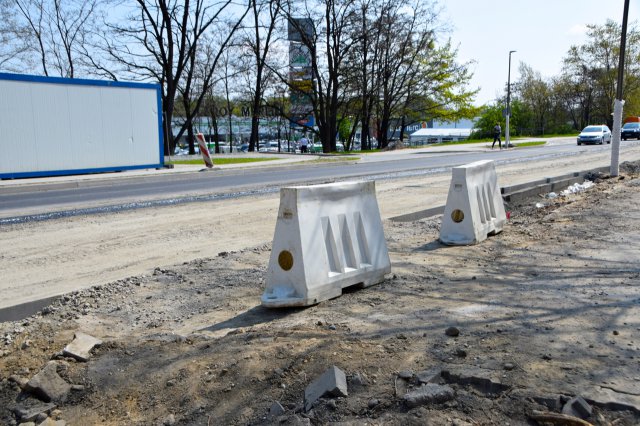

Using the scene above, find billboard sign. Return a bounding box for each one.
[288,18,314,42]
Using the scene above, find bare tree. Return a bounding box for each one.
[101,0,249,155]
[284,0,358,153]
[241,0,283,152]
[370,0,445,148]
[0,1,31,71]
[8,0,101,77]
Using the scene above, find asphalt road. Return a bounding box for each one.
[0,138,636,222]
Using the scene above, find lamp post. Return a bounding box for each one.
[506,50,516,149]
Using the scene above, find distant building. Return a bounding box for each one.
[407,118,475,145]
[409,128,473,145]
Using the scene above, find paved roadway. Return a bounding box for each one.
[1,137,638,222]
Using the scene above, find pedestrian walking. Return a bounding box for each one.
[492,123,502,149]
[299,135,309,153]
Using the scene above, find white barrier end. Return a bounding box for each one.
[262,181,391,308]
[439,160,506,245]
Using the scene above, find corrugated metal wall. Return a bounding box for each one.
[0,73,163,179]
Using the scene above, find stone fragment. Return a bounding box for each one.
[304,366,348,412]
[398,370,413,380]
[454,348,467,358]
[9,375,29,389]
[441,367,509,394]
[403,384,455,408]
[349,372,367,387]
[445,327,460,337]
[581,385,640,412]
[562,396,592,419]
[416,369,442,385]
[269,401,285,417]
[62,332,102,362]
[12,401,57,422]
[24,362,71,403]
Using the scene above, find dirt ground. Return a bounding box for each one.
[1,158,640,425]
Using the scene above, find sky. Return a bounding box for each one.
[442,0,638,106]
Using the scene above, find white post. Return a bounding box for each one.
[506,50,516,149]
[505,114,510,150]
[611,99,624,176]
[611,0,630,177]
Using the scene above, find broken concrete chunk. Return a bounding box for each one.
[416,369,442,385]
[269,401,285,417]
[441,367,509,394]
[9,374,29,389]
[24,361,72,403]
[562,396,593,420]
[11,401,57,422]
[403,384,455,408]
[62,332,102,362]
[398,370,413,380]
[348,372,368,387]
[304,365,348,412]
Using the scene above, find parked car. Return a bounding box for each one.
[174,147,198,155]
[258,141,280,153]
[621,122,640,140]
[577,125,612,145]
[280,141,297,152]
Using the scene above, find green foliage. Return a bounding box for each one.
[402,40,481,128]
[483,19,640,136]
[514,141,546,148]
[472,104,504,138]
[337,118,352,143]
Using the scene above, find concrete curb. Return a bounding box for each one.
[389,166,609,223]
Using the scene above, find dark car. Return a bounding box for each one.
[621,122,640,140]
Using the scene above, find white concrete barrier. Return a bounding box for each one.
[439,160,506,245]
[262,181,391,307]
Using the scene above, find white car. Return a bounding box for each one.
[258,141,280,152]
[577,125,612,145]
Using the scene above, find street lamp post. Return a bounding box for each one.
[506,50,516,149]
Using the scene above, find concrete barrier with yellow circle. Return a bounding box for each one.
[261,181,391,307]
[439,160,507,245]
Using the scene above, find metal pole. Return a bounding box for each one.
[611,0,630,177]
[506,50,516,149]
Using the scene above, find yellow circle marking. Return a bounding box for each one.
[278,250,294,271]
[451,209,464,223]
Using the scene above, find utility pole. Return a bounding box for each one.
[611,0,630,177]
[506,50,516,149]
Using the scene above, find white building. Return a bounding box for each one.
[409,128,473,145]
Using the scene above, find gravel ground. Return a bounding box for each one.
[1,162,640,425]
